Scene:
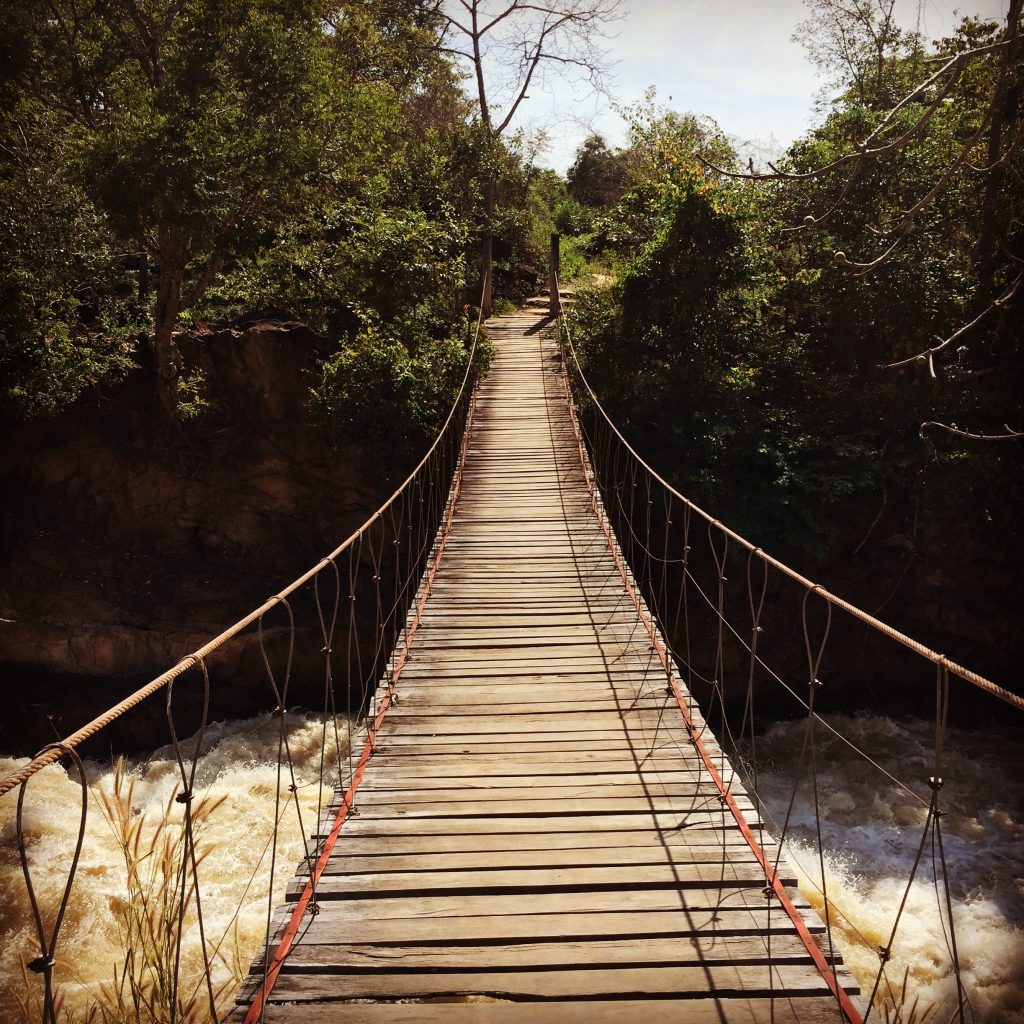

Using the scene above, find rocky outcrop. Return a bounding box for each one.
[0,323,380,754]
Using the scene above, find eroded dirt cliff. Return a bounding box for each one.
[1,323,379,754]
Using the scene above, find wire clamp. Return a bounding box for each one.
[878,945,891,963]
[928,776,943,790]
[762,885,774,900]
[175,789,193,805]
[27,955,55,974]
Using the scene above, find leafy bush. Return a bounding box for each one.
[568,163,884,556]
[312,316,480,470]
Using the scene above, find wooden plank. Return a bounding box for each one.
[255,963,844,1002]
[274,933,826,971]
[358,769,736,787]
[347,790,746,813]
[305,843,772,874]
[318,811,759,838]
[252,997,853,1024]
[263,906,821,945]
[290,862,791,898]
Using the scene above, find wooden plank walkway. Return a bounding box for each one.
[233,307,860,1022]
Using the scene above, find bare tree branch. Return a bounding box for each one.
[884,270,1023,370]
[919,421,1024,446]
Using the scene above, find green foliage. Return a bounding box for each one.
[569,160,884,555]
[0,103,141,416]
[312,317,476,468]
[0,0,489,446]
[558,233,596,280]
[554,197,595,236]
[566,133,630,208]
[569,13,1023,572]
[175,368,215,423]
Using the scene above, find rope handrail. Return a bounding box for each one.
[554,278,1023,713]
[0,302,486,800]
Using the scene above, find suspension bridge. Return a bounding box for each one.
[3,290,1021,1024]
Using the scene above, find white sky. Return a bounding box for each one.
[499,0,1009,172]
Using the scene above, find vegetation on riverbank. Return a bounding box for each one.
[1,0,1020,686]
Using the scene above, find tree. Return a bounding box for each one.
[3,0,338,421]
[440,0,622,314]
[797,0,917,110]
[697,1,1023,444]
[566,132,630,208]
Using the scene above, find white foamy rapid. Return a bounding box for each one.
[0,712,350,1024]
[747,714,1024,1023]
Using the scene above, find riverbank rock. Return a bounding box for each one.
[0,323,380,754]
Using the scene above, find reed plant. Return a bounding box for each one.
[94,757,232,1023]
[17,757,237,1024]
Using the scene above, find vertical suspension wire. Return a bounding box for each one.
[384,492,404,703]
[165,659,218,1024]
[257,595,301,1024]
[707,523,729,753]
[671,502,694,717]
[345,536,362,793]
[16,743,87,1024]
[930,659,967,1023]
[801,587,843,1011]
[313,558,342,877]
[389,491,406,666]
[626,457,639,571]
[742,551,775,1018]
[742,549,771,874]
[658,489,675,694]
[641,465,654,603]
[863,751,943,1021]
[368,515,387,725]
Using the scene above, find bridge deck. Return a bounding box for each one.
[233,308,859,1022]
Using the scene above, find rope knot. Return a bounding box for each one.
[175,789,193,805]
[28,955,55,974]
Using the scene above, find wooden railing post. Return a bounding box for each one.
[549,232,560,317]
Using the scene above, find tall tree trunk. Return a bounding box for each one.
[480,174,495,317]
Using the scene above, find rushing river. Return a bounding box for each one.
[0,713,350,1024]
[747,714,1024,1024]
[1,712,1021,1023]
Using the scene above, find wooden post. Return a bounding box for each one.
[549,232,560,317]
